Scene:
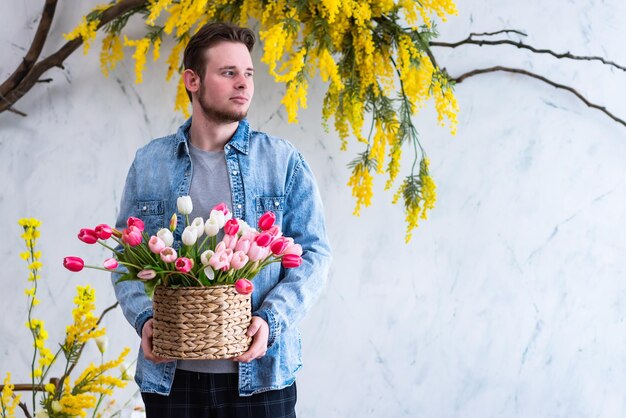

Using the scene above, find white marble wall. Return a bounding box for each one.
[2,1,626,417]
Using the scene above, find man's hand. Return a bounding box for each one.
[233,316,269,363]
[141,318,174,364]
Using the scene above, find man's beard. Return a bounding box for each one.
[197,83,248,123]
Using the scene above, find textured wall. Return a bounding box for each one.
[2,1,625,417]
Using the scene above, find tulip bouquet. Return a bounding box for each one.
[63,196,303,297]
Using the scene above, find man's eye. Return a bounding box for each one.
[223,71,234,76]
[245,72,254,78]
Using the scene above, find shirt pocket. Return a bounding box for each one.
[136,199,165,234]
[255,196,285,226]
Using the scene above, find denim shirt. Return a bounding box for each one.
[112,118,332,396]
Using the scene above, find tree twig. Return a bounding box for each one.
[452,66,626,127]
[18,401,33,418]
[469,29,527,38]
[431,31,626,72]
[0,0,148,115]
[61,301,120,381]
[0,0,58,97]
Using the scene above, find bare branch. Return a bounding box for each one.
[96,301,119,326]
[0,0,58,97]
[431,32,626,72]
[469,29,527,38]
[61,301,120,382]
[18,401,33,418]
[0,0,148,114]
[452,66,626,127]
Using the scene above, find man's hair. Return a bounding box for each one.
[183,22,255,100]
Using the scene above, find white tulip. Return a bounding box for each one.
[34,411,49,418]
[177,196,193,215]
[51,401,62,413]
[200,250,214,266]
[95,335,108,354]
[237,219,252,236]
[119,361,135,381]
[181,226,198,246]
[204,218,219,237]
[157,228,174,247]
[191,217,205,238]
[209,209,226,228]
[204,266,215,281]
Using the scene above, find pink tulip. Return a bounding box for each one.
[127,217,145,231]
[235,238,251,254]
[284,243,303,257]
[254,232,272,247]
[222,233,238,250]
[230,251,249,270]
[266,225,282,238]
[224,219,239,236]
[235,278,254,295]
[137,269,156,280]
[175,257,193,273]
[209,250,230,271]
[258,211,276,231]
[160,247,177,263]
[240,230,257,243]
[103,258,118,270]
[122,226,142,246]
[148,236,166,254]
[78,228,98,244]
[212,202,230,217]
[94,224,112,240]
[270,237,290,255]
[248,242,269,262]
[282,254,303,269]
[63,256,84,272]
[215,241,227,253]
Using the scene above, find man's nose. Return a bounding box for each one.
[234,75,248,89]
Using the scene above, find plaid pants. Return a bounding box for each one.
[141,370,297,418]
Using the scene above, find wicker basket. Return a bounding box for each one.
[152,285,252,360]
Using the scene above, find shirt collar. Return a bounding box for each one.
[175,117,250,156]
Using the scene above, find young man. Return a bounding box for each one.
[112,22,331,418]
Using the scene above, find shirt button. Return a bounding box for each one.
[142,206,147,211]
[274,201,280,207]
[237,204,242,209]
[233,170,238,175]
[225,145,230,150]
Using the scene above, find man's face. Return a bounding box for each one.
[196,41,254,123]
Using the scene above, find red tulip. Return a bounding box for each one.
[254,232,272,247]
[103,258,118,270]
[175,257,193,273]
[258,211,276,231]
[224,219,239,236]
[78,228,98,244]
[270,237,290,255]
[281,254,302,269]
[63,256,84,272]
[235,278,254,295]
[122,226,142,246]
[94,224,112,240]
[127,217,145,231]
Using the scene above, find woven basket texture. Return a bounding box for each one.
[152,285,252,360]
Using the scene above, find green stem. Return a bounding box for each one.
[91,353,105,418]
[97,240,122,255]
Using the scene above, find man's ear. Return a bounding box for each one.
[183,69,200,94]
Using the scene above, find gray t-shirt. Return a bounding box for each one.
[176,142,237,374]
